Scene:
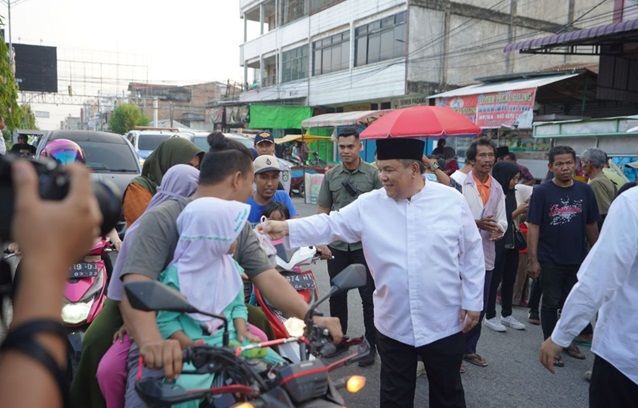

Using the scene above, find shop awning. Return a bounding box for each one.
[428,73,579,99]
[504,18,638,55]
[274,134,333,144]
[248,104,313,129]
[301,110,388,128]
[429,73,580,129]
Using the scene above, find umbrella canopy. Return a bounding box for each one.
[359,105,481,139]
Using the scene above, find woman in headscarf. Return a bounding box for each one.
[122,137,203,226]
[484,161,529,333]
[71,164,200,408]
[153,197,283,408]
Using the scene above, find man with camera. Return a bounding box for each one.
[316,127,382,367]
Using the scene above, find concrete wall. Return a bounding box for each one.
[407,0,610,90]
[241,0,405,64]
[309,59,406,105]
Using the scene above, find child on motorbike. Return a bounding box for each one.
[262,201,290,222]
[154,197,283,408]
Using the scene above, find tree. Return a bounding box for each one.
[18,104,37,129]
[108,103,150,135]
[0,25,23,145]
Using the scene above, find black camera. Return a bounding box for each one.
[0,155,122,241]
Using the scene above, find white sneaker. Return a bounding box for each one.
[484,317,507,332]
[501,315,526,330]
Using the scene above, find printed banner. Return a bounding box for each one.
[436,88,536,129]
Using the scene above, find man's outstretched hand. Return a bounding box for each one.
[257,220,289,240]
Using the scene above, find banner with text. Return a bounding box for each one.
[436,88,537,129]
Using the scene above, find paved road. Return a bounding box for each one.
[293,197,592,408]
[0,200,593,408]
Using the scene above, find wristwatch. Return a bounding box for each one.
[430,161,440,170]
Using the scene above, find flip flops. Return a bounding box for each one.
[463,353,488,367]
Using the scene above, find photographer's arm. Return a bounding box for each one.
[0,162,101,408]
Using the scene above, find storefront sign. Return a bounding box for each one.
[436,88,536,129]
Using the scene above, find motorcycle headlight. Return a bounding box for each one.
[61,299,94,325]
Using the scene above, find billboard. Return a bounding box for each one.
[436,88,536,129]
[11,43,58,93]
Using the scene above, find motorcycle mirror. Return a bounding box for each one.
[330,264,367,294]
[304,264,367,325]
[124,281,197,314]
[124,280,232,347]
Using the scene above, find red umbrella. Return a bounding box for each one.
[359,105,481,139]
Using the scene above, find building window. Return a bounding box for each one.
[309,0,345,15]
[282,45,308,83]
[313,31,350,76]
[262,56,278,87]
[355,11,406,67]
[281,0,307,25]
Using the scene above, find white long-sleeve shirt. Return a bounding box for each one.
[451,171,507,270]
[551,187,638,385]
[288,181,485,347]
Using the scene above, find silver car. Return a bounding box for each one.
[36,130,141,199]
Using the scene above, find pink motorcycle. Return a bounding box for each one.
[62,238,113,363]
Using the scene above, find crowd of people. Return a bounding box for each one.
[1,128,637,408]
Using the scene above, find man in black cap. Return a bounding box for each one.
[316,126,382,367]
[259,137,485,408]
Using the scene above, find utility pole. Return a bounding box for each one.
[7,0,14,74]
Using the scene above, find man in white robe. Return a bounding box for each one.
[259,138,485,408]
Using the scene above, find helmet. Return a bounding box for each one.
[41,139,86,165]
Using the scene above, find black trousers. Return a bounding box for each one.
[326,247,376,348]
[528,275,542,315]
[590,355,638,408]
[464,269,492,354]
[540,263,579,339]
[486,244,519,319]
[377,331,466,408]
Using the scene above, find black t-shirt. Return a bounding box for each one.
[528,180,599,266]
[10,143,36,157]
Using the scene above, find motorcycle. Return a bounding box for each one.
[124,264,371,408]
[253,243,319,362]
[62,238,113,364]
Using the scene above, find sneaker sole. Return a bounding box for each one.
[485,323,507,332]
[502,322,526,330]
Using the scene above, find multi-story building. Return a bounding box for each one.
[128,81,238,130]
[237,0,612,110]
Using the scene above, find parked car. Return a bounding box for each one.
[184,131,292,193]
[124,128,181,163]
[36,130,141,200]
[184,131,254,151]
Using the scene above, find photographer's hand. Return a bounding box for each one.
[11,160,102,322]
[0,161,101,408]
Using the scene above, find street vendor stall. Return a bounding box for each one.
[533,115,638,182]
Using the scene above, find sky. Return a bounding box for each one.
[5,0,249,129]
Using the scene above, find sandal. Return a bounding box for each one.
[565,343,586,360]
[463,353,488,367]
